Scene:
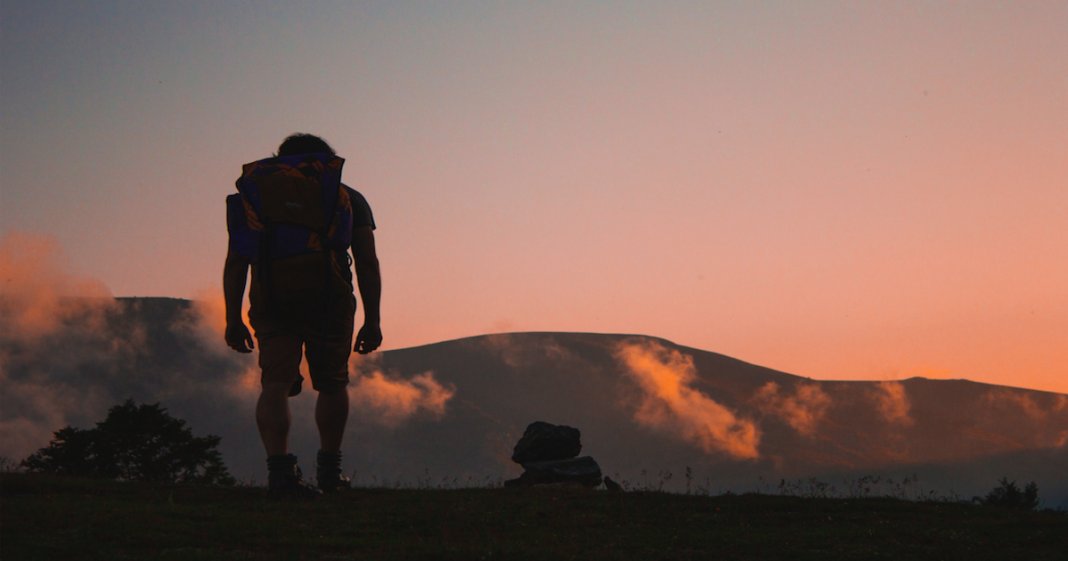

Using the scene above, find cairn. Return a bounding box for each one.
[504,421,604,488]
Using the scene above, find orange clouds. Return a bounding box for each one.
[170,289,258,399]
[753,382,831,436]
[0,231,113,341]
[171,290,227,356]
[979,389,1068,450]
[615,339,760,460]
[224,366,261,398]
[182,284,457,429]
[188,290,229,341]
[1,232,120,461]
[177,289,254,358]
[478,332,575,368]
[349,367,455,427]
[983,389,1050,421]
[872,381,914,426]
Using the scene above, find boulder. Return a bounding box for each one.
[510,421,582,464]
[504,456,604,488]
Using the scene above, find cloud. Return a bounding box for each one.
[225,366,262,398]
[171,288,255,356]
[478,332,575,368]
[183,290,230,349]
[753,382,831,436]
[0,233,258,469]
[0,366,110,462]
[872,381,914,426]
[983,389,1047,420]
[0,232,122,461]
[167,288,258,402]
[349,366,455,427]
[0,231,114,342]
[615,339,760,459]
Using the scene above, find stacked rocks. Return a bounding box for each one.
[504,421,603,488]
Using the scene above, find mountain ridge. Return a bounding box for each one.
[3,297,1065,506]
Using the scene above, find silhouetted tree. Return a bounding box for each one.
[977,478,1039,510]
[21,400,234,485]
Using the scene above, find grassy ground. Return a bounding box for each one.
[2,473,1066,560]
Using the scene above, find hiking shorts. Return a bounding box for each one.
[254,318,354,394]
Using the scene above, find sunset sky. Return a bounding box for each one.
[2,2,1066,393]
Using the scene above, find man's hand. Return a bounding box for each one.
[225,322,255,353]
[355,323,382,354]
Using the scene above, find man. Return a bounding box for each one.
[224,133,382,498]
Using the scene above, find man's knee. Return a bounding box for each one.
[261,381,292,397]
[314,380,349,395]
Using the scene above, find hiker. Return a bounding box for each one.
[223,133,382,498]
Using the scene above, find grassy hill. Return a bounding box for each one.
[2,473,1065,560]
[6,298,1068,506]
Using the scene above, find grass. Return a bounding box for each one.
[2,473,1066,560]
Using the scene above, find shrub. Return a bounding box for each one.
[21,400,234,485]
[977,478,1039,510]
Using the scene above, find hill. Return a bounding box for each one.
[2,473,1066,560]
[2,297,1066,506]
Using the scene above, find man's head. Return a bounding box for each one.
[277,133,336,157]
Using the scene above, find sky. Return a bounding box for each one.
[2,1,1066,393]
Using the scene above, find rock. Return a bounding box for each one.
[504,456,604,488]
[511,421,582,464]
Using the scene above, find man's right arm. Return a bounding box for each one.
[223,250,254,353]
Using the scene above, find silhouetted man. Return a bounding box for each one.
[224,133,381,498]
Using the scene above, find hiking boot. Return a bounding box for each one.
[267,454,321,500]
[316,450,352,494]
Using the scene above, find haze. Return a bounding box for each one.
[2,2,1066,393]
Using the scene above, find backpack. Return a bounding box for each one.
[231,153,354,322]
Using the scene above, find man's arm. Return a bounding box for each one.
[351,225,382,354]
[223,250,254,353]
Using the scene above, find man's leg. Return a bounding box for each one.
[255,333,303,456]
[257,382,292,456]
[316,387,349,452]
[307,327,353,493]
[314,387,350,493]
[259,378,320,499]
[255,332,318,498]
[307,326,353,452]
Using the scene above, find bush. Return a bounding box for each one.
[21,400,234,485]
[977,478,1039,510]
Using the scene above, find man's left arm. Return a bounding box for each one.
[351,225,382,354]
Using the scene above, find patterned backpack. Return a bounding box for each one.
[229,153,354,321]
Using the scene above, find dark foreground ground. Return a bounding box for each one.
[2,474,1065,561]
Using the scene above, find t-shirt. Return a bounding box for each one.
[345,185,377,232]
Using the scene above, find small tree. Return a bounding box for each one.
[22,400,234,485]
[977,478,1039,510]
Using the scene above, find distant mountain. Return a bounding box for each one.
[3,298,1065,506]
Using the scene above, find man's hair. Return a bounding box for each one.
[277,133,336,157]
